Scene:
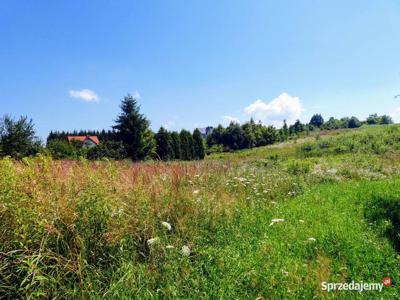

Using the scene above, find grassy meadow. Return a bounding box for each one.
[1,124,400,299]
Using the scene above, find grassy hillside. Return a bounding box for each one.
[1,125,400,299]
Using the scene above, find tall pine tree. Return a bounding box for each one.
[192,128,205,159]
[113,95,150,161]
[170,131,181,159]
[179,129,194,160]
[155,127,173,160]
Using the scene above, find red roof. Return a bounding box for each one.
[67,136,100,145]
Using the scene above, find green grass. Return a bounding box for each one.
[101,180,400,299]
[1,124,400,299]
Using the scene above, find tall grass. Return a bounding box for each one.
[1,125,400,298]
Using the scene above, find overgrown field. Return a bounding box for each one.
[1,125,400,299]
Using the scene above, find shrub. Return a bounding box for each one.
[46,139,77,159]
[86,141,127,160]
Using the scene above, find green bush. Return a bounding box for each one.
[86,141,127,160]
[46,139,77,159]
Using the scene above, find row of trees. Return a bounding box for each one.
[155,127,205,160]
[286,113,393,135]
[284,115,363,135]
[0,93,395,160]
[46,95,206,161]
[205,113,394,152]
[206,120,278,151]
[312,113,393,129]
[47,129,116,144]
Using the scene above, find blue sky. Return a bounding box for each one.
[1,1,400,140]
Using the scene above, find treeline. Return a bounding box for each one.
[206,120,278,152]
[47,129,116,143]
[205,113,394,152]
[46,127,205,161]
[46,95,205,161]
[284,113,393,136]
[0,93,395,160]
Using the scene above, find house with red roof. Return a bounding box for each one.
[67,136,100,148]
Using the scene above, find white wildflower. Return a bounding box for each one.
[193,190,199,194]
[299,219,305,223]
[147,237,159,246]
[161,221,172,231]
[307,237,316,242]
[181,245,191,256]
[111,208,124,218]
[327,168,337,175]
[269,218,285,226]
[282,271,289,276]
[166,245,175,249]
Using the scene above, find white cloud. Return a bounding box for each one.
[69,89,99,102]
[163,120,175,130]
[132,90,141,99]
[222,115,240,125]
[390,106,400,122]
[244,92,303,126]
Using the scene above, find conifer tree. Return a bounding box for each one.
[193,128,205,159]
[170,131,181,159]
[113,94,150,160]
[282,120,289,139]
[179,129,194,160]
[155,127,173,160]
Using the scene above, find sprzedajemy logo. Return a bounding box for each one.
[321,277,392,293]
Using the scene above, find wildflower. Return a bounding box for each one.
[269,218,285,226]
[193,190,199,194]
[181,245,191,256]
[327,168,337,175]
[111,208,124,217]
[299,219,305,223]
[307,237,316,242]
[161,221,172,231]
[282,271,289,276]
[147,237,159,246]
[166,245,175,249]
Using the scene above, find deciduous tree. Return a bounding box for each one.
[0,115,41,158]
